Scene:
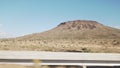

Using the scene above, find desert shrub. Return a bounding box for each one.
[112,40,119,45]
[81,47,91,52]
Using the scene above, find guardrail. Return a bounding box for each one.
[0,51,120,68]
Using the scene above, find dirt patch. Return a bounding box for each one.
[0,64,27,68]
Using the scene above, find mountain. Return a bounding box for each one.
[0,20,120,53]
[18,20,120,40]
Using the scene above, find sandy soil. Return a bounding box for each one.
[0,64,27,68]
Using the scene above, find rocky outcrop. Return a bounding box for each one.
[57,20,103,30]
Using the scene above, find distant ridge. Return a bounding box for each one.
[18,20,120,40]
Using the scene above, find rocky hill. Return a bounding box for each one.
[57,20,103,30]
[18,20,120,40]
[0,20,120,53]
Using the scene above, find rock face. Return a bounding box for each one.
[57,20,103,30]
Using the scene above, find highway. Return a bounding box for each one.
[0,51,120,67]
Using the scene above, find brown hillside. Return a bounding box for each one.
[0,20,120,53]
[57,20,103,30]
[18,20,120,40]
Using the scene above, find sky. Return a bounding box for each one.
[0,0,120,38]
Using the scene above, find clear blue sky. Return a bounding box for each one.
[0,0,120,37]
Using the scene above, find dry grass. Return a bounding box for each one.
[0,65,85,68]
[0,64,27,68]
[0,39,120,53]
